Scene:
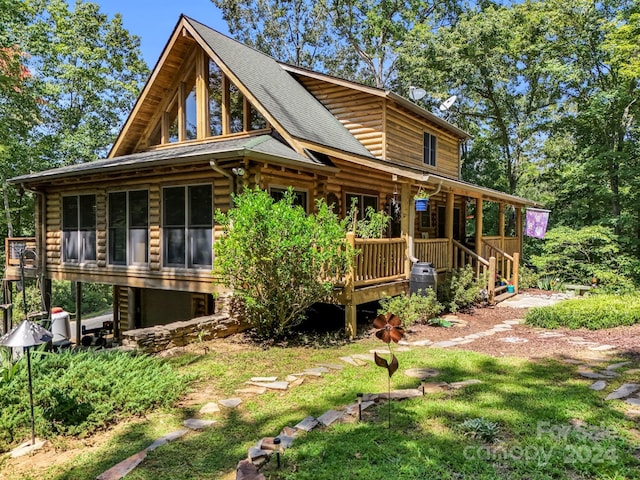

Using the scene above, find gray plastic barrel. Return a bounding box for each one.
[410,262,437,295]
[51,311,71,343]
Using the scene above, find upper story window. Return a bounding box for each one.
[108,190,149,266]
[423,132,437,166]
[149,53,268,147]
[62,194,96,263]
[163,185,213,268]
[346,192,378,220]
[270,186,308,213]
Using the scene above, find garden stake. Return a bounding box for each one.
[274,437,281,468]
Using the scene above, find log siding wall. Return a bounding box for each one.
[42,164,230,295]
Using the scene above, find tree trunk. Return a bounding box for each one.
[2,182,14,237]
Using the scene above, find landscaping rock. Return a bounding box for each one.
[280,426,298,438]
[10,439,47,459]
[411,339,433,346]
[317,410,344,426]
[404,367,440,379]
[352,353,375,362]
[250,376,278,382]
[626,398,640,407]
[183,418,216,430]
[605,383,639,401]
[589,381,607,391]
[199,402,221,414]
[236,386,267,395]
[317,363,345,370]
[146,430,189,452]
[578,371,609,379]
[294,416,319,432]
[498,337,529,343]
[344,400,375,416]
[236,459,266,480]
[430,340,458,348]
[378,389,422,400]
[420,382,449,394]
[219,398,243,408]
[289,377,305,388]
[339,356,361,366]
[589,345,616,351]
[97,451,147,480]
[246,381,289,390]
[248,447,270,465]
[606,362,632,371]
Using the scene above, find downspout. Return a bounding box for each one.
[210,160,235,196]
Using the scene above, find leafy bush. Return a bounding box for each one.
[439,265,482,313]
[525,294,640,330]
[348,204,391,239]
[214,188,353,340]
[518,264,540,289]
[378,289,443,325]
[0,349,187,452]
[459,417,500,443]
[528,225,638,288]
[12,281,112,318]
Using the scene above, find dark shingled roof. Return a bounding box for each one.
[185,16,374,159]
[10,136,330,185]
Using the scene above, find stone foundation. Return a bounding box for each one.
[122,314,251,353]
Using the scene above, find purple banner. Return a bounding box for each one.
[525,208,550,239]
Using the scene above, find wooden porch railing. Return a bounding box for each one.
[452,239,495,303]
[5,237,37,268]
[351,236,407,287]
[414,238,449,271]
[482,241,519,296]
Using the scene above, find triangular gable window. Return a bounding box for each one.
[148,51,267,147]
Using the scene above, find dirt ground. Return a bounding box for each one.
[401,289,640,361]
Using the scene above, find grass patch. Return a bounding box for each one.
[2,340,639,479]
[0,349,189,453]
[525,294,640,329]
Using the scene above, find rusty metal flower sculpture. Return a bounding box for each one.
[372,312,405,429]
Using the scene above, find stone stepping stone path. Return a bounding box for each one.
[590,380,607,391]
[219,398,243,408]
[183,419,216,430]
[405,367,440,379]
[499,337,529,344]
[605,383,639,401]
[199,402,221,414]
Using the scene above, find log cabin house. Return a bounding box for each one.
[4,15,539,339]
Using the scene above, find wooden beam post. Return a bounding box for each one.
[196,51,209,139]
[475,198,483,257]
[344,232,357,338]
[498,203,505,250]
[516,207,523,256]
[445,191,454,271]
[75,282,82,345]
[178,82,186,141]
[488,256,496,304]
[513,252,520,293]
[401,183,412,278]
[112,286,120,340]
[221,74,230,135]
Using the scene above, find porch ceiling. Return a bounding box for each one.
[342,154,542,207]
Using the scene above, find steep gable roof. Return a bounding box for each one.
[109,15,374,160]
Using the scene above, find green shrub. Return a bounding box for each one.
[529,225,638,288]
[459,417,500,443]
[0,349,187,452]
[214,187,353,340]
[439,265,482,313]
[525,294,640,330]
[518,265,539,289]
[536,275,564,291]
[349,205,391,239]
[378,289,443,325]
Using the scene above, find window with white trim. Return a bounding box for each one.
[108,190,149,265]
[62,194,96,263]
[423,132,437,166]
[163,185,213,268]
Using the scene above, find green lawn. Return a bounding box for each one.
[3,340,639,479]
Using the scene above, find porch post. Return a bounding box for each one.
[401,183,412,277]
[515,207,523,256]
[344,232,357,338]
[112,286,120,340]
[498,203,505,251]
[488,256,496,304]
[445,191,454,271]
[513,252,520,293]
[475,198,483,257]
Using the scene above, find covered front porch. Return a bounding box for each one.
[337,182,525,337]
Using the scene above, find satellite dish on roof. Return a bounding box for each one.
[439,95,457,112]
[409,86,426,101]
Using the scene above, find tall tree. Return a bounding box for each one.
[26,0,148,166]
[398,0,568,195]
[211,0,434,87]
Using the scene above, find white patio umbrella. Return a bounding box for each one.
[0,320,52,445]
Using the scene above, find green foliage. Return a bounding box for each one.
[0,349,186,452]
[529,225,638,288]
[536,276,564,291]
[0,347,19,384]
[349,204,391,239]
[517,264,540,289]
[378,289,443,325]
[525,294,640,330]
[13,281,112,318]
[214,187,353,340]
[439,265,482,313]
[459,417,500,443]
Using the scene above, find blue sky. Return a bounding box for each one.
[95,0,230,68]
